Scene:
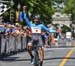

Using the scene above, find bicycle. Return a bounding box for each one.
[33,39,40,66]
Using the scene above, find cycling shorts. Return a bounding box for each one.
[28,33,44,47]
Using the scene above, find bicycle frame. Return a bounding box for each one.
[33,39,39,66]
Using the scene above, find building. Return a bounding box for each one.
[52,12,72,27]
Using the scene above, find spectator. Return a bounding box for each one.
[5,24,15,35]
[19,5,28,26]
[50,34,55,46]
[44,32,50,48]
[15,3,21,23]
[23,26,27,36]
[0,23,5,33]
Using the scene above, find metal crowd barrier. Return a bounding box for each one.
[50,38,75,47]
[0,33,27,55]
[0,33,75,55]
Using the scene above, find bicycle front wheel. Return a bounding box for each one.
[34,51,39,66]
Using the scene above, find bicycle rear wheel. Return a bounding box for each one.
[34,50,39,66]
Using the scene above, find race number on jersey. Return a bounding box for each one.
[31,27,41,33]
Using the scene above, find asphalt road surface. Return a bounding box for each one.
[0,47,75,66]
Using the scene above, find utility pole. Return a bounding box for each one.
[10,0,15,24]
[0,15,3,23]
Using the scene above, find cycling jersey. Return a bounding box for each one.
[19,12,51,33]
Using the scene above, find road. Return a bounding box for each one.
[0,47,75,66]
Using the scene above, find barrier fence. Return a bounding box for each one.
[0,33,27,56]
[0,33,75,56]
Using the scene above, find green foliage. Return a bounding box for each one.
[3,10,10,22]
[63,0,75,21]
[25,0,54,24]
[62,25,71,33]
[53,0,64,4]
[3,0,55,24]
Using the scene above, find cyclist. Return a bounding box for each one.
[19,6,52,66]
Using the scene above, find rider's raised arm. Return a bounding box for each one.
[23,13,31,28]
[19,12,31,28]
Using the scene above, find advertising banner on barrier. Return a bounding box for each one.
[66,32,72,39]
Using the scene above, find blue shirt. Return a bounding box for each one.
[19,12,51,32]
[19,12,23,22]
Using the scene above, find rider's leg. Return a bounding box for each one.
[27,43,34,58]
[38,47,44,66]
[27,42,34,64]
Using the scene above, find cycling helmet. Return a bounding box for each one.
[33,15,40,20]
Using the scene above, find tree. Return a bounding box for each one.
[63,0,75,38]
[3,0,54,24]
[64,0,75,22]
[25,0,54,24]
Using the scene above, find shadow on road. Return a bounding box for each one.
[0,57,75,62]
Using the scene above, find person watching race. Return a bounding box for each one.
[19,6,52,66]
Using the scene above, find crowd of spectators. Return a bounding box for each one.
[0,22,62,48]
